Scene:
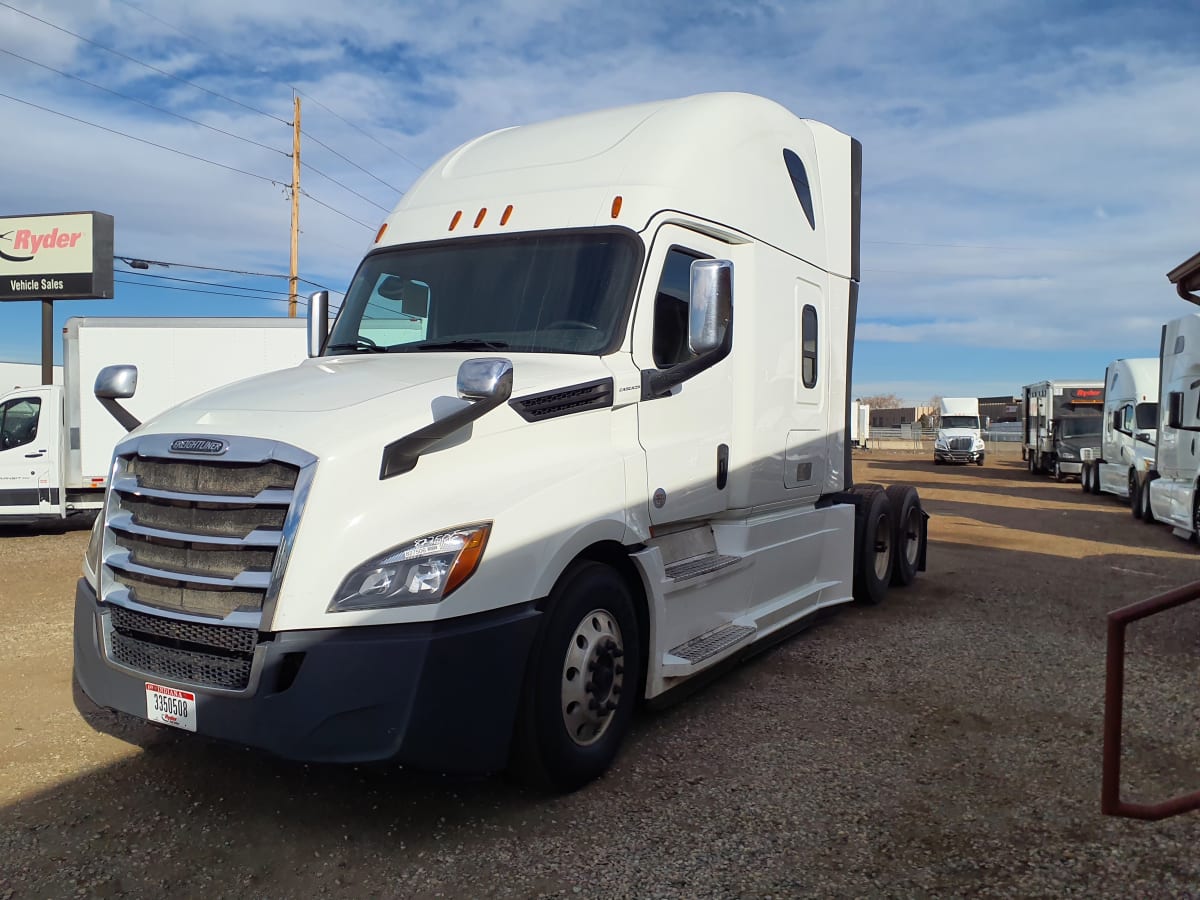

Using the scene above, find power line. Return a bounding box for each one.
[115,276,309,305]
[113,256,341,293]
[0,46,287,157]
[0,91,282,185]
[111,0,419,183]
[0,0,289,126]
[299,189,376,230]
[301,160,392,213]
[300,127,404,195]
[119,270,295,298]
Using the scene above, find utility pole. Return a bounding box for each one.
[289,93,301,317]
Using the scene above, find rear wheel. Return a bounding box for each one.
[511,562,641,792]
[1027,452,1036,475]
[1080,463,1092,493]
[885,485,923,587]
[853,488,893,605]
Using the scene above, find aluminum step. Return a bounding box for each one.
[668,623,755,664]
[664,553,740,583]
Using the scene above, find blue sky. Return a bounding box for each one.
[1,0,1197,403]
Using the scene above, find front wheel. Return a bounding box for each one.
[511,562,642,792]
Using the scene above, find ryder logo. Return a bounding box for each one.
[0,227,84,263]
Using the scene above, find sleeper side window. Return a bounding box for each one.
[652,247,706,367]
[801,304,818,388]
[0,396,41,451]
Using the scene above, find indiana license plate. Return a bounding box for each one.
[145,682,196,732]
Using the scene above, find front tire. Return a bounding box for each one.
[1054,460,1065,482]
[511,562,641,792]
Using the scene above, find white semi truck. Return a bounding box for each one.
[933,396,984,465]
[0,318,305,526]
[1079,358,1158,502]
[1022,380,1103,480]
[1137,250,1200,532]
[72,93,928,790]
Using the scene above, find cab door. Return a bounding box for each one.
[633,225,734,525]
[0,389,58,518]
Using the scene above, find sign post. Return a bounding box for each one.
[0,211,115,383]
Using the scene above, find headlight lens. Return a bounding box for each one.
[1059,448,1077,460]
[935,437,947,449]
[328,523,491,612]
[83,512,105,591]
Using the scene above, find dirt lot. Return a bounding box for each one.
[2,449,1200,897]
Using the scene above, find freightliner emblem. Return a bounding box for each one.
[170,438,226,455]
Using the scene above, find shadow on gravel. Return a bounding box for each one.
[0,515,95,538]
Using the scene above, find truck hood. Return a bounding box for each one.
[937,427,981,441]
[137,352,618,453]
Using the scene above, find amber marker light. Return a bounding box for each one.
[500,204,514,226]
[449,210,463,230]
[611,195,623,218]
[444,524,492,597]
[474,207,488,228]
[374,222,388,244]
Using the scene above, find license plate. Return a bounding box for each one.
[145,682,197,732]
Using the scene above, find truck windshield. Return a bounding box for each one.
[1060,416,1101,438]
[1135,402,1158,430]
[327,230,641,356]
[941,416,979,429]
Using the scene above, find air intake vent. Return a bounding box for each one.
[510,378,613,422]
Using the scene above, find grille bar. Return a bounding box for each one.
[106,585,263,624]
[107,510,283,548]
[106,550,273,590]
[110,604,257,654]
[109,630,253,691]
[112,473,294,506]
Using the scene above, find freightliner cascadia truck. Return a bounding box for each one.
[73,93,928,790]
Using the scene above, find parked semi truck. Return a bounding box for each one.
[933,396,984,465]
[1022,380,1103,480]
[1136,250,1200,533]
[1079,358,1157,502]
[73,93,929,791]
[0,318,305,526]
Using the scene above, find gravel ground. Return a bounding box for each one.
[2,449,1200,898]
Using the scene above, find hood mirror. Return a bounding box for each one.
[457,357,514,403]
[308,291,329,357]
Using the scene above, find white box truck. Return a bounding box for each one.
[933,397,984,465]
[1079,358,1158,502]
[0,318,306,525]
[72,94,928,790]
[1021,380,1103,480]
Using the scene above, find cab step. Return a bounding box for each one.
[664,553,740,582]
[667,622,755,665]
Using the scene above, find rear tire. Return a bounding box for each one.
[1080,463,1092,493]
[1054,460,1065,482]
[885,485,922,587]
[1027,452,1036,475]
[853,487,893,605]
[1127,471,1138,508]
[511,561,641,792]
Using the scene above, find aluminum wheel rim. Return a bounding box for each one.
[873,511,892,580]
[561,609,625,747]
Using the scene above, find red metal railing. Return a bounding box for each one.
[1102,580,1200,819]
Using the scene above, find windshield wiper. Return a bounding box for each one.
[394,338,510,352]
[326,338,388,354]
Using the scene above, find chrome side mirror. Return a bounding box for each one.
[457,357,514,403]
[688,259,733,355]
[308,290,329,357]
[94,364,141,432]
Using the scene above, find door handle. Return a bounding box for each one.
[24,452,45,458]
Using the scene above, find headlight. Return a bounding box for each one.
[973,438,984,450]
[328,523,491,612]
[1059,448,1077,460]
[935,438,947,449]
[83,512,105,591]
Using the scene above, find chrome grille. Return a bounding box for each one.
[124,457,297,496]
[116,572,264,619]
[949,437,972,451]
[121,495,286,539]
[108,605,256,690]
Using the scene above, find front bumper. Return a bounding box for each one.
[935,448,984,463]
[73,579,541,772]
[1057,460,1083,475]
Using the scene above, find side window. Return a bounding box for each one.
[1121,404,1135,433]
[801,305,818,388]
[0,397,41,451]
[652,247,706,367]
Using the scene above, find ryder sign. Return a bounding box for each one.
[0,211,114,300]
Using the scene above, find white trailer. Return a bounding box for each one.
[0,318,306,525]
[1022,380,1103,480]
[933,396,984,465]
[850,400,870,449]
[1080,358,1158,502]
[73,93,928,791]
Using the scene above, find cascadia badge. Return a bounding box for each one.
[170,437,226,455]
